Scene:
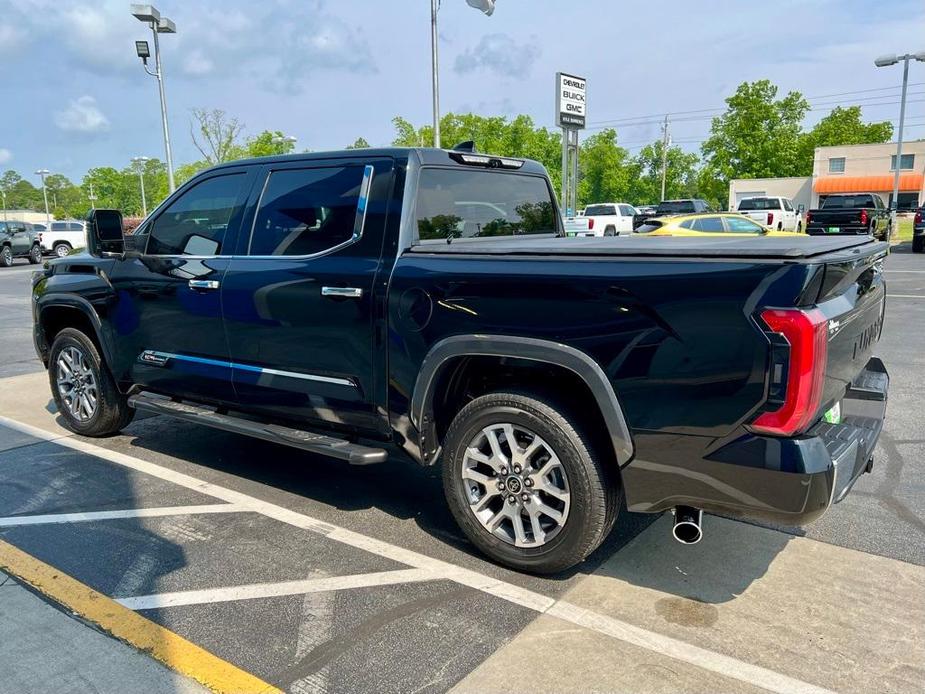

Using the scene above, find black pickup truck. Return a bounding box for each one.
[632,198,712,229]
[806,193,892,240]
[32,148,889,573]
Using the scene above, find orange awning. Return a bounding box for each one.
[815,173,923,194]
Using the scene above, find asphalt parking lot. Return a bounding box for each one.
[0,246,923,694]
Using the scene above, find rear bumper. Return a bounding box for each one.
[622,357,888,525]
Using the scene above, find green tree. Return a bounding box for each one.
[346,137,371,149]
[243,130,297,158]
[576,129,632,206]
[190,108,245,164]
[629,140,699,204]
[390,112,563,192]
[795,106,893,174]
[700,80,809,207]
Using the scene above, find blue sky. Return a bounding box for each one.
[1,0,924,182]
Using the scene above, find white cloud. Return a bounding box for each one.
[183,50,215,77]
[0,23,26,53]
[54,96,111,134]
[455,34,541,80]
[0,149,12,165]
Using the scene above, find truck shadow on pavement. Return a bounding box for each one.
[118,413,790,598]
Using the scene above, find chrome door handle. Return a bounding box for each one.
[322,286,363,299]
[188,280,220,290]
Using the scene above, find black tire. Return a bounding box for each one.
[0,246,12,267]
[604,226,616,237]
[28,244,42,264]
[913,236,924,253]
[48,328,134,436]
[53,242,72,258]
[797,221,803,233]
[442,391,620,574]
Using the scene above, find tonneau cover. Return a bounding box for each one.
[407,235,882,260]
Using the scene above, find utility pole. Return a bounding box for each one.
[660,114,670,202]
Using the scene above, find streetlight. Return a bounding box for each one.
[430,0,497,148]
[131,156,150,216]
[0,187,7,222]
[35,169,51,227]
[874,50,925,233]
[132,4,177,192]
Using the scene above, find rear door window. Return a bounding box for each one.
[691,216,725,232]
[147,173,246,256]
[415,168,557,242]
[585,204,616,216]
[248,166,366,256]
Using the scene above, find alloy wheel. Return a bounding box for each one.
[56,345,99,422]
[461,422,571,548]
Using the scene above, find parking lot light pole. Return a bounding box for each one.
[430,0,497,149]
[131,156,150,216]
[875,50,925,232]
[132,5,177,193]
[0,187,6,222]
[35,169,51,227]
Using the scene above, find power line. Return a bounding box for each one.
[586,82,925,128]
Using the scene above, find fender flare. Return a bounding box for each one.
[35,294,112,366]
[411,335,634,466]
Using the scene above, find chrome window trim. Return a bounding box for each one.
[243,163,374,261]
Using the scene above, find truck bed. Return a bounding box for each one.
[409,234,882,260]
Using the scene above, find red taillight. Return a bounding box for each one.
[915,209,922,224]
[588,218,594,230]
[748,308,828,437]
[859,209,868,226]
[767,212,774,226]
[805,211,812,224]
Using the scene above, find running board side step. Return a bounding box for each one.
[128,392,388,465]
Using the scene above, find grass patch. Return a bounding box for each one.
[896,218,914,242]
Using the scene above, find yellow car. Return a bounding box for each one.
[635,213,803,237]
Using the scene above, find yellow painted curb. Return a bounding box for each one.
[0,539,281,694]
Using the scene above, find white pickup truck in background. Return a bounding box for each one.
[564,202,638,237]
[736,196,804,232]
[40,220,87,257]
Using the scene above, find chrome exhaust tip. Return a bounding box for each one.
[672,506,703,545]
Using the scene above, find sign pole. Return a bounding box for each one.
[556,72,586,217]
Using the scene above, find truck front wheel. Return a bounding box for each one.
[442,391,619,574]
[48,328,134,436]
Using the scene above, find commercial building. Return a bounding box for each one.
[729,140,925,211]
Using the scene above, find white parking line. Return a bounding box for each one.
[0,415,834,694]
[886,294,925,299]
[117,568,436,610]
[885,270,925,273]
[0,504,247,527]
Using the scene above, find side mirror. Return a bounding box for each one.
[86,208,125,257]
[797,204,805,213]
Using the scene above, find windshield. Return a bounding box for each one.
[738,198,780,211]
[656,200,695,214]
[415,168,558,243]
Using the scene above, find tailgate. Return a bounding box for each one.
[813,244,888,413]
[564,217,591,236]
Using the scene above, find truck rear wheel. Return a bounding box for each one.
[48,328,134,437]
[442,391,619,574]
[28,244,42,264]
[53,242,72,258]
[913,236,924,253]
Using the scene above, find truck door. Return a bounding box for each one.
[221,158,394,435]
[781,199,796,230]
[106,167,256,403]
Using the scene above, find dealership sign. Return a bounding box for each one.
[556,72,586,128]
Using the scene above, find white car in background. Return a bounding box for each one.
[41,220,87,257]
[736,196,804,232]
[564,202,638,237]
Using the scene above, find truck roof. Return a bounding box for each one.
[207,147,550,176]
